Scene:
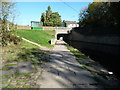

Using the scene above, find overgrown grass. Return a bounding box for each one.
[2,40,50,88]
[2,40,50,67]
[16,30,55,47]
[21,39,39,49]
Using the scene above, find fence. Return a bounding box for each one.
[16,25,72,31]
[42,27,56,30]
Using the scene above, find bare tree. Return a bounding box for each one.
[0,1,20,46]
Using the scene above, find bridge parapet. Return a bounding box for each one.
[56,27,72,34]
[55,27,72,39]
[56,27,72,31]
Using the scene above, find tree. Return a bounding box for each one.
[46,6,52,21]
[0,1,20,46]
[109,2,120,29]
[45,6,53,26]
[79,1,120,34]
[41,13,46,26]
[79,7,88,28]
[40,6,62,27]
[50,12,62,27]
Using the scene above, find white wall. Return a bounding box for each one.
[68,24,79,28]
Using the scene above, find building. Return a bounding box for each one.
[62,20,79,28]
[31,21,43,30]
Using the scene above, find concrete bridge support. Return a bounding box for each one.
[50,27,72,45]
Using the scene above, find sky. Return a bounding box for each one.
[15,2,92,25]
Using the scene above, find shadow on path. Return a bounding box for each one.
[37,40,106,88]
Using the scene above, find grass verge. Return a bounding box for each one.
[2,40,50,88]
[16,29,55,47]
[66,44,88,61]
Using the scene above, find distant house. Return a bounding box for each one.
[62,20,79,28]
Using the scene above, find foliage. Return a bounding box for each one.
[0,2,21,46]
[66,44,88,60]
[46,6,52,22]
[79,2,120,34]
[2,40,49,88]
[40,6,62,27]
[50,12,62,27]
[41,13,46,26]
[109,2,120,29]
[66,24,70,27]
[17,30,55,47]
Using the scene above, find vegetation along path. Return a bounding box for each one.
[2,39,119,88]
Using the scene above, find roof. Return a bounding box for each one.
[31,21,42,23]
[63,20,78,24]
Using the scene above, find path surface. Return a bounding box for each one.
[36,40,102,88]
[2,40,119,88]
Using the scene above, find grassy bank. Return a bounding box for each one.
[2,40,50,88]
[16,30,55,47]
[66,44,88,61]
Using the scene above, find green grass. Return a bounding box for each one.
[66,44,92,69]
[66,44,88,60]
[3,84,15,88]
[2,40,50,88]
[21,40,39,49]
[16,29,55,47]
[14,73,31,77]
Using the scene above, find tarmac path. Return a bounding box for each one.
[36,40,102,88]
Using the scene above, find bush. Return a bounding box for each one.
[1,30,21,46]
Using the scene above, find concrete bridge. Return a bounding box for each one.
[51,27,72,45]
[55,27,72,39]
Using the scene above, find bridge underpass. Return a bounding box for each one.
[57,34,70,40]
[55,27,72,40]
[50,27,72,45]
